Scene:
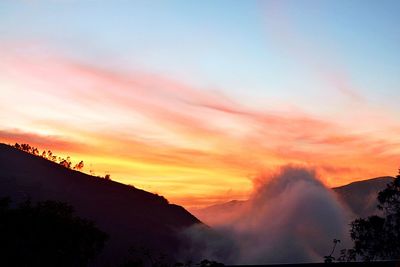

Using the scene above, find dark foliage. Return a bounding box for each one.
[118,247,173,267]
[348,170,400,261]
[117,247,223,267]
[74,160,85,170]
[59,157,72,169]
[13,142,84,171]
[0,197,108,267]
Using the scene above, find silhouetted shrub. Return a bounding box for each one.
[118,246,223,267]
[346,170,400,261]
[0,198,108,267]
[13,143,85,171]
[324,239,340,263]
[74,160,85,170]
[59,157,72,169]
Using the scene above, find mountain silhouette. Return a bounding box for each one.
[0,143,201,266]
[333,176,393,218]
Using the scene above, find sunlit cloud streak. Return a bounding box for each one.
[0,129,87,153]
[0,48,399,208]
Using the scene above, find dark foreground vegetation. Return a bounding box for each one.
[1,142,399,266]
[13,142,111,179]
[324,170,400,263]
[0,198,108,267]
[349,171,400,261]
[14,142,84,170]
[229,262,399,267]
[0,143,200,265]
[0,197,223,267]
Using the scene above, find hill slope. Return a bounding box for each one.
[190,200,246,226]
[0,143,200,265]
[333,176,393,218]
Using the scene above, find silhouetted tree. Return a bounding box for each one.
[33,148,39,156]
[118,246,222,267]
[0,198,108,267]
[59,156,72,169]
[15,143,31,153]
[47,150,57,162]
[14,143,43,158]
[59,159,71,168]
[105,174,111,180]
[337,248,356,262]
[11,142,97,181]
[20,143,31,152]
[348,170,400,261]
[74,160,84,171]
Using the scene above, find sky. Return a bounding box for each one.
[0,0,399,208]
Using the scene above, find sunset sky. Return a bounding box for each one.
[1,1,399,208]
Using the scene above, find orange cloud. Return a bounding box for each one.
[0,49,399,208]
[0,129,88,153]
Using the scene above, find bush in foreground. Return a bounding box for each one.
[0,198,108,267]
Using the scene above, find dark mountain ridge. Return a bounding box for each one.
[0,143,200,265]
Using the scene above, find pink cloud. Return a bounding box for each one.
[1,49,399,207]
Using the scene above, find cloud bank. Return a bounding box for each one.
[181,166,351,264]
[0,48,399,207]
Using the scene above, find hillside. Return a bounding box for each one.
[0,143,201,266]
[191,200,246,226]
[192,176,395,224]
[333,176,394,218]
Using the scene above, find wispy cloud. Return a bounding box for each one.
[0,129,87,152]
[0,49,399,208]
